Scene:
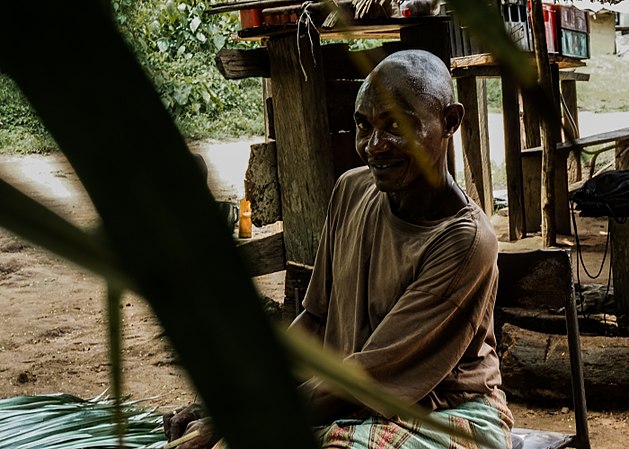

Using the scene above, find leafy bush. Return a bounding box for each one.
[0,74,56,153]
[0,0,264,153]
[113,0,264,139]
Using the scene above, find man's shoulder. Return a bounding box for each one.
[337,166,371,186]
[332,166,373,199]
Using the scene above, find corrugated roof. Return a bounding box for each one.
[549,0,629,14]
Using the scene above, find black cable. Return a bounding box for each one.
[571,200,616,334]
[571,200,611,280]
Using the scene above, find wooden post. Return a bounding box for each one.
[562,79,581,183]
[522,86,542,233]
[552,64,571,236]
[263,78,275,141]
[501,72,526,240]
[267,25,335,321]
[612,145,629,334]
[531,0,557,247]
[457,76,493,216]
[521,87,541,150]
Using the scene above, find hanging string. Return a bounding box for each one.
[297,3,317,82]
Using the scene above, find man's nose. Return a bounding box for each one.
[366,129,389,155]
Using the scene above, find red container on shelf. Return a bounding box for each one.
[239,8,262,29]
[542,3,559,53]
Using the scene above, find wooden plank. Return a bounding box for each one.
[244,141,282,227]
[524,128,629,154]
[521,86,542,232]
[451,53,495,70]
[559,71,590,81]
[452,66,590,80]
[457,76,493,215]
[501,73,526,240]
[521,90,541,150]
[219,40,590,82]
[522,150,574,234]
[562,79,581,183]
[267,25,335,267]
[558,127,629,149]
[452,65,500,79]
[451,52,585,72]
[522,152,542,233]
[238,16,450,40]
[237,232,286,277]
[215,48,270,80]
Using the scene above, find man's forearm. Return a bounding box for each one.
[298,380,364,426]
[289,310,325,340]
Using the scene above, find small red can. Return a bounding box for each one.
[239,8,262,29]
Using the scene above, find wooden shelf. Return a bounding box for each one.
[451,52,586,78]
[236,16,448,40]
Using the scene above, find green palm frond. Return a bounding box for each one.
[0,394,166,449]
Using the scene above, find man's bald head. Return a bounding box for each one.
[353,49,464,192]
[357,50,455,112]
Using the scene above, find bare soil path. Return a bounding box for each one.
[0,144,626,448]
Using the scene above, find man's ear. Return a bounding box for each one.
[443,102,464,136]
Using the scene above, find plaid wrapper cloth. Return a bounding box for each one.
[212,389,513,449]
[315,388,514,449]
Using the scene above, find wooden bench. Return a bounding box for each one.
[496,249,590,449]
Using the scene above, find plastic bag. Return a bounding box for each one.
[571,170,629,218]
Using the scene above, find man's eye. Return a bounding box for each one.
[357,121,370,130]
[391,121,399,129]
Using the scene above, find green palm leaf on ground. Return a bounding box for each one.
[0,394,165,449]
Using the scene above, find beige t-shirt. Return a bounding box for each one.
[302,167,502,411]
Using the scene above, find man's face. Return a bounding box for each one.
[354,75,446,193]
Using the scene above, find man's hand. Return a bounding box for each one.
[163,403,207,442]
[176,417,221,449]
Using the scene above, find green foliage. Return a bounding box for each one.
[0,0,263,154]
[484,78,502,113]
[0,74,55,153]
[0,393,166,448]
[113,0,264,139]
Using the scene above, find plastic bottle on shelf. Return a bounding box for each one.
[239,198,252,239]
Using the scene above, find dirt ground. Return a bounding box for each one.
[0,146,627,448]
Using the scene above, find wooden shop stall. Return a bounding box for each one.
[218,0,598,320]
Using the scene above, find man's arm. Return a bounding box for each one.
[298,378,364,426]
[289,310,325,339]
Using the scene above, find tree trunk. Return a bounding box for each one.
[500,323,629,404]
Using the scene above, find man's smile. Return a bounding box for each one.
[369,159,405,171]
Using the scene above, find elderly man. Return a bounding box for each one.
[165,49,513,449]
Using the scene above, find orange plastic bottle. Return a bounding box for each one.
[239,198,252,239]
